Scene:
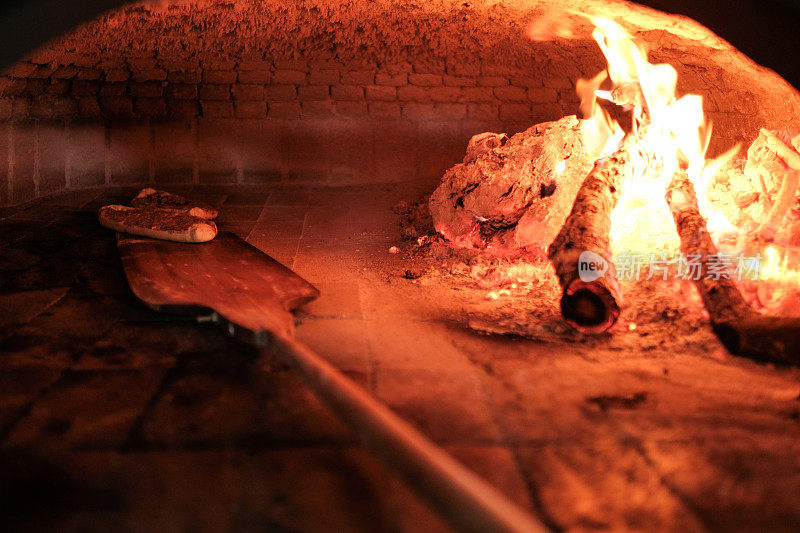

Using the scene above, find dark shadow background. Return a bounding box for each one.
[1,0,800,90]
[635,0,800,89]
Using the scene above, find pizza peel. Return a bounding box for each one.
[117,231,548,533]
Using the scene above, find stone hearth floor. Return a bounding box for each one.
[2,184,800,532]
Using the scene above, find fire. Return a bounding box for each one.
[761,245,800,284]
[576,17,709,254]
[575,15,800,312]
[575,17,743,258]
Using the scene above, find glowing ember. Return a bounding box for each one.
[760,245,800,284]
[576,15,800,311]
[428,13,800,318]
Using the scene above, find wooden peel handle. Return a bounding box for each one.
[267,334,549,533]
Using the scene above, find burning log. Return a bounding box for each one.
[547,140,650,333]
[713,316,800,365]
[666,163,800,365]
[666,165,753,322]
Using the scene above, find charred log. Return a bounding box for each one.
[667,165,800,365]
[547,141,650,333]
[665,166,753,323]
[713,316,800,366]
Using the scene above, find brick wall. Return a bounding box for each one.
[1,0,799,206]
[0,57,580,205]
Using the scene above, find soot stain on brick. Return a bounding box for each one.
[586,392,648,411]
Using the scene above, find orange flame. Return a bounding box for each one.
[575,16,734,254]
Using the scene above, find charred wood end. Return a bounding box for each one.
[713,317,800,365]
[561,276,622,334]
[548,144,638,335]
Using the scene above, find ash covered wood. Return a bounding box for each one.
[666,166,753,323]
[667,164,800,365]
[547,140,651,333]
[428,116,594,252]
[713,315,800,365]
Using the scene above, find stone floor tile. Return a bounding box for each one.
[0,330,83,369]
[299,281,363,319]
[357,271,463,321]
[246,237,300,267]
[0,288,69,327]
[265,188,311,207]
[0,449,242,532]
[6,204,76,224]
[223,189,271,206]
[183,191,228,209]
[378,476,455,533]
[6,369,166,449]
[237,447,395,532]
[79,190,142,212]
[363,318,476,371]
[219,222,256,239]
[290,245,368,284]
[70,322,215,371]
[515,442,706,532]
[295,318,369,373]
[0,204,26,221]
[216,204,264,224]
[0,244,41,272]
[140,356,354,448]
[250,205,307,241]
[444,445,535,511]
[3,184,800,531]
[373,366,503,444]
[0,365,64,435]
[37,189,102,209]
[19,294,125,344]
[642,436,800,531]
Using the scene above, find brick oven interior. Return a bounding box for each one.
[3,0,800,531]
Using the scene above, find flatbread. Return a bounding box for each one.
[130,188,218,219]
[99,205,218,243]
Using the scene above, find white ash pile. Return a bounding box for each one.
[711,129,800,246]
[428,115,594,255]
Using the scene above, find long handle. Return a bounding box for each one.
[267,334,549,533]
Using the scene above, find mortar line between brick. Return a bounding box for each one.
[63,119,72,189]
[236,118,244,184]
[290,208,310,271]
[191,117,199,184]
[103,120,111,185]
[457,344,565,532]
[7,122,15,199]
[360,294,377,393]
[32,120,40,197]
[244,199,269,241]
[609,420,708,529]
[121,358,186,452]
[147,118,155,184]
[75,438,373,454]
[5,122,13,203]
